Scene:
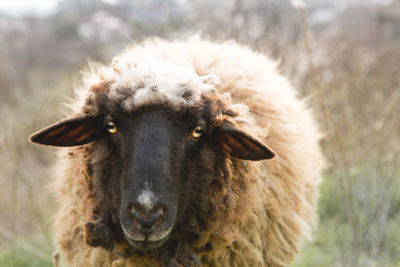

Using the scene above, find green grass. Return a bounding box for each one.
[0,242,53,267]
[293,167,400,267]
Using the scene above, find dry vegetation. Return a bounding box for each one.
[0,0,399,266]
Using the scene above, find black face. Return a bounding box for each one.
[101,108,203,250]
[30,98,275,253]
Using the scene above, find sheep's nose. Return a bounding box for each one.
[128,203,166,229]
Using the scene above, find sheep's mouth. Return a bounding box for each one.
[124,235,169,251]
[121,223,173,251]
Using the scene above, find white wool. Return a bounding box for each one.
[100,57,218,111]
[137,190,157,211]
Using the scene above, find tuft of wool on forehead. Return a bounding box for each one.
[90,57,221,112]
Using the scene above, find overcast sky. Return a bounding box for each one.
[0,0,59,16]
[0,0,394,17]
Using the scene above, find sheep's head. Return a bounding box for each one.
[30,60,275,254]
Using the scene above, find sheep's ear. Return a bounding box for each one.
[212,120,275,161]
[29,115,104,147]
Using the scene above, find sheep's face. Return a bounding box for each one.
[30,91,275,252]
[105,107,203,250]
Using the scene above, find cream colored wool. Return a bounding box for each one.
[52,37,324,266]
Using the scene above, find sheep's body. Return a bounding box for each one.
[51,38,323,266]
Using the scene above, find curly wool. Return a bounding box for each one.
[52,37,324,267]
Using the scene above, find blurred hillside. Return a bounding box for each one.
[0,0,399,266]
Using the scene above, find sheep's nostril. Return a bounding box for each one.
[128,203,166,229]
[150,206,165,221]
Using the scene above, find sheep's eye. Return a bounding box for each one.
[106,121,117,134]
[191,126,204,139]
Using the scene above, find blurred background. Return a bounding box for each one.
[0,0,399,266]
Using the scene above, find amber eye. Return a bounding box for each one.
[191,126,204,139]
[106,121,117,134]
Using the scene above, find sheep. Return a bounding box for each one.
[30,37,324,267]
